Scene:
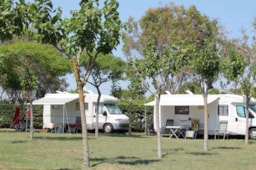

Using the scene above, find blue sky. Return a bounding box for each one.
[52,0,256,94]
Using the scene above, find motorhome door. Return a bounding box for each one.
[229,105,254,135]
[92,103,106,129]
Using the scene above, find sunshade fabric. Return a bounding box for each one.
[144,94,219,106]
[33,94,78,105]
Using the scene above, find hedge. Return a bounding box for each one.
[0,103,153,132]
[0,104,43,129]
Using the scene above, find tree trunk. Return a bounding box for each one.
[72,56,90,167]
[95,88,101,138]
[245,96,250,144]
[78,85,90,167]
[203,94,208,151]
[29,92,34,140]
[155,93,162,159]
[202,80,208,152]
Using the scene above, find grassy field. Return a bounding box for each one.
[0,129,256,170]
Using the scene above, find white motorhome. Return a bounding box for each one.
[33,91,130,133]
[145,94,256,139]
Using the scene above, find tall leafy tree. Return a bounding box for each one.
[63,0,122,167]
[182,6,220,151]
[0,0,71,140]
[81,53,125,137]
[0,40,70,139]
[0,0,67,97]
[123,4,221,157]
[220,29,256,144]
[122,4,202,158]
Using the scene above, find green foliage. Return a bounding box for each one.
[119,104,153,131]
[0,104,14,128]
[123,4,219,94]
[180,82,201,94]
[219,31,254,99]
[0,40,71,96]
[0,0,30,41]
[81,52,125,83]
[193,39,220,80]
[0,104,43,128]
[29,0,65,46]
[221,45,246,82]
[63,0,122,56]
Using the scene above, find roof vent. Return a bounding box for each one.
[186,90,194,95]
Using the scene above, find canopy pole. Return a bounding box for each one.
[63,104,65,133]
[144,106,147,135]
[65,107,70,133]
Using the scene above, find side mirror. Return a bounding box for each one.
[103,111,107,116]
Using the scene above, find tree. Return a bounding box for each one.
[122,4,203,158]
[193,39,220,152]
[0,40,70,139]
[63,0,122,167]
[220,30,256,144]
[123,3,221,156]
[81,53,126,137]
[186,5,220,151]
[0,0,68,99]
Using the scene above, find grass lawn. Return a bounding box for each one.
[0,129,256,170]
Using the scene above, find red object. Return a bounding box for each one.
[69,123,81,128]
[13,107,20,126]
[27,107,31,118]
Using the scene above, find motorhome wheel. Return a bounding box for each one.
[104,124,113,133]
[249,128,256,139]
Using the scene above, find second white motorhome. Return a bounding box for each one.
[145,94,256,139]
[33,91,130,133]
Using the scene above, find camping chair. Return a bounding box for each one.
[185,119,199,139]
[161,119,174,137]
[162,119,174,136]
[214,121,228,140]
[146,123,156,135]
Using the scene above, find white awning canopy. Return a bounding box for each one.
[32,92,119,105]
[33,94,78,105]
[144,94,219,106]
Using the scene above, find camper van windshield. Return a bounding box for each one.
[104,104,122,115]
[249,105,256,112]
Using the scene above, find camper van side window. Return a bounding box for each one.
[76,103,79,111]
[76,103,88,111]
[175,106,189,115]
[94,104,103,114]
[51,105,60,109]
[236,105,245,118]
[218,105,228,116]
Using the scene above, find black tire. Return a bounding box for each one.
[103,123,113,133]
[249,128,256,139]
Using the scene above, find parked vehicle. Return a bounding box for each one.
[145,93,256,139]
[33,91,130,133]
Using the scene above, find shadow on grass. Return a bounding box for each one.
[91,156,160,167]
[10,140,27,144]
[33,136,83,141]
[212,146,241,150]
[52,168,74,170]
[186,152,216,156]
[102,133,148,138]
